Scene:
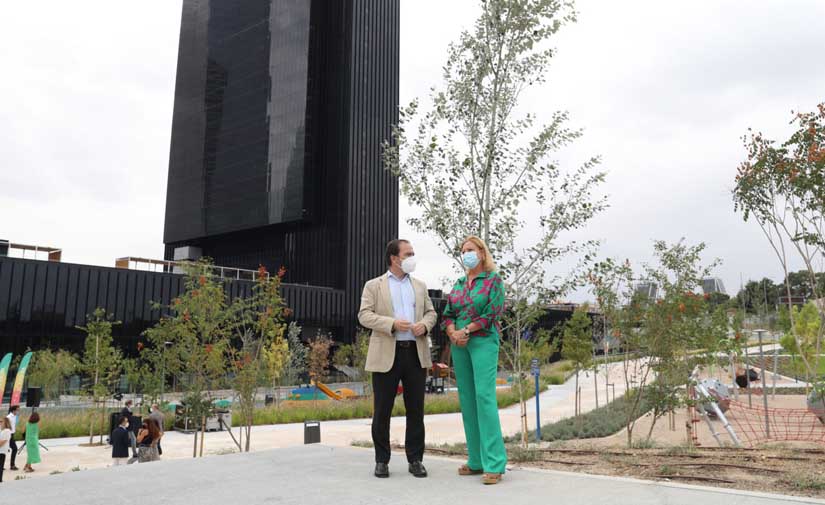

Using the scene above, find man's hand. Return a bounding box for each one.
[412,323,427,337]
[393,319,412,332]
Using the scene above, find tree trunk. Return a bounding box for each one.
[199,416,206,457]
[89,404,94,445]
[646,409,659,441]
[99,406,106,444]
[594,367,599,408]
[574,371,579,417]
[193,427,198,458]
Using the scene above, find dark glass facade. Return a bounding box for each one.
[164,0,401,341]
[0,256,345,356]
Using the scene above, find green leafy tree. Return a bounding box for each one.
[308,333,332,383]
[281,322,308,387]
[262,325,291,407]
[227,265,290,451]
[562,306,592,416]
[27,349,80,402]
[784,302,823,386]
[733,103,825,401]
[590,240,726,447]
[78,308,122,444]
[383,0,606,447]
[144,259,229,457]
[332,344,354,368]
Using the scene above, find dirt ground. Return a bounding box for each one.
[593,394,818,448]
[423,443,825,499]
[421,389,825,499]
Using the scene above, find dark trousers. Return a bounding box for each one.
[0,453,5,482]
[371,342,426,464]
[8,435,16,468]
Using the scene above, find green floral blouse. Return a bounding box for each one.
[441,270,506,339]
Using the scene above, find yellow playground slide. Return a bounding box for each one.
[311,380,357,400]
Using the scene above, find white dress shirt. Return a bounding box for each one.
[387,271,416,342]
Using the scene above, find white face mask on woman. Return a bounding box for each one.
[401,256,417,274]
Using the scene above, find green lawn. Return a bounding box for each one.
[27,377,556,440]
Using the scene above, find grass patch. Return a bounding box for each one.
[662,444,697,457]
[631,438,657,449]
[351,439,374,448]
[508,445,540,462]
[783,474,825,491]
[25,408,175,440]
[509,389,653,443]
[33,376,555,440]
[658,464,676,476]
[237,381,548,427]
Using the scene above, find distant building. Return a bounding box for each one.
[634,281,658,300]
[702,277,727,295]
[163,0,401,341]
[0,0,402,355]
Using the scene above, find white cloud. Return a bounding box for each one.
[1,0,823,298]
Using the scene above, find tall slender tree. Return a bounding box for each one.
[383,0,607,446]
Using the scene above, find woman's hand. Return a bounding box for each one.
[455,328,470,347]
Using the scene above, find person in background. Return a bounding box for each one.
[120,400,138,460]
[23,412,41,473]
[0,417,12,482]
[136,418,161,463]
[110,416,131,466]
[5,406,19,471]
[149,404,164,458]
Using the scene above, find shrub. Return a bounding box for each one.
[508,389,653,443]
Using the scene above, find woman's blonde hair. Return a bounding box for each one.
[461,236,496,272]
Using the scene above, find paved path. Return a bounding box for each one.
[3,445,820,504]
[14,362,636,478]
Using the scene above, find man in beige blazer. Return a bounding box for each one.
[358,239,437,479]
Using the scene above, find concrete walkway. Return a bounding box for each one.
[9,362,637,479]
[4,445,821,504]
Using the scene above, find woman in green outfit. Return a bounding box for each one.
[442,236,507,485]
[23,412,40,472]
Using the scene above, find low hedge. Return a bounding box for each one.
[508,389,654,443]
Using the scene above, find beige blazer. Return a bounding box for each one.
[358,273,438,373]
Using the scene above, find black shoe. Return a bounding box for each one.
[9,466,19,471]
[409,461,427,478]
[374,462,389,478]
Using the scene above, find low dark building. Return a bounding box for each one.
[0,255,344,356]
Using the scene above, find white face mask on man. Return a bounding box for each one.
[400,256,417,274]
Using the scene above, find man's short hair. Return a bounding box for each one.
[119,416,129,425]
[125,399,133,406]
[9,405,19,413]
[385,239,410,267]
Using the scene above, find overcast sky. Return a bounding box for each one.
[2,1,824,299]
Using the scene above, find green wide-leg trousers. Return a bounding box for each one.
[451,336,507,473]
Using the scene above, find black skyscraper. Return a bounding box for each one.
[163,0,400,339]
